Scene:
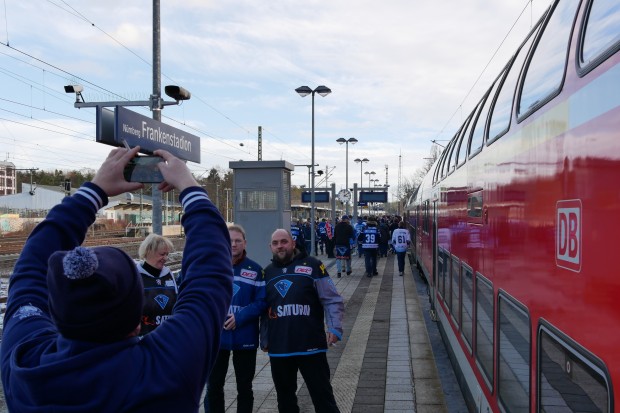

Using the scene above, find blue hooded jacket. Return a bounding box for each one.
[0,183,232,413]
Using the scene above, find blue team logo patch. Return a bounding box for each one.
[13,305,43,320]
[233,283,241,296]
[275,280,293,298]
[154,294,170,310]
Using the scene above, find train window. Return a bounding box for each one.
[434,149,448,184]
[423,200,430,234]
[538,323,611,413]
[461,265,473,351]
[498,293,530,413]
[456,106,479,168]
[440,140,455,179]
[468,190,483,221]
[446,131,460,175]
[469,76,502,158]
[580,0,620,69]
[475,273,494,389]
[438,249,446,300]
[488,32,535,144]
[450,256,460,325]
[518,0,581,118]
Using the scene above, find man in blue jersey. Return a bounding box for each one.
[261,229,344,413]
[205,224,266,413]
[290,219,306,253]
[360,216,381,277]
[0,147,232,412]
[354,216,367,257]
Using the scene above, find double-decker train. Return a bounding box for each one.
[405,0,619,412]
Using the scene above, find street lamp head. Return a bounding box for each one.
[355,158,369,164]
[349,137,358,144]
[295,86,313,97]
[315,85,332,97]
[336,138,346,144]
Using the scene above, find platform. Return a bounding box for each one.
[200,252,469,413]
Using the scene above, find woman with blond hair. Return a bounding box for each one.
[137,233,178,335]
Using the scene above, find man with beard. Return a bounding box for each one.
[261,229,344,413]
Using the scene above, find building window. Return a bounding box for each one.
[498,293,530,413]
[238,190,277,211]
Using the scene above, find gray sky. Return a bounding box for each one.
[0,0,552,196]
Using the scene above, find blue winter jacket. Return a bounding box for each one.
[219,254,266,350]
[0,183,232,413]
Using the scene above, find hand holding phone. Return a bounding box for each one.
[123,155,164,183]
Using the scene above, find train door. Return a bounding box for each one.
[430,200,438,319]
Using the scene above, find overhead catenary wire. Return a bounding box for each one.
[431,0,537,144]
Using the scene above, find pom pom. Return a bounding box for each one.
[62,247,99,280]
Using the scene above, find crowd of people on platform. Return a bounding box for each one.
[0,146,410,413]
[290,213,410,277]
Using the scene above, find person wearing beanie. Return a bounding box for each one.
[0,146,233,413]
[137,233,178,335]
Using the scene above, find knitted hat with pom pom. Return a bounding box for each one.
[47,246,144,342]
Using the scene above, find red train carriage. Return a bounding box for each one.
[406,0,619,412]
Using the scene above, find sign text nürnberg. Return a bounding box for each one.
[98,106,200,163]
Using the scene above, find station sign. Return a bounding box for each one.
[359,191,388,203]
[301,191,330,203]
[96,106,201,163]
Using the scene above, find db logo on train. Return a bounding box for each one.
[556,199,581,272]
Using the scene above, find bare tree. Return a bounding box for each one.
[400,144,442,204]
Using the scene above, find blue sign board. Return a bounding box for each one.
[359,191,388,203]
[97,106,201,163]
[301,191,330,203]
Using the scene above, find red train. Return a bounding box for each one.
[405,0,619,412]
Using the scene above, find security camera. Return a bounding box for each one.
[64,85,84,93]
[165,85,191,101]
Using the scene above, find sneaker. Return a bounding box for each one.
[337,272,341,278]
[346,271,352,276]
[373,271,378,276]
[366,273,372,278]
[399,272,403,276]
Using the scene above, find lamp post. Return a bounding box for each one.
[296,85,332,255]
[354,158,369,188]
[365,170,376,188]
[336,137,357,214]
